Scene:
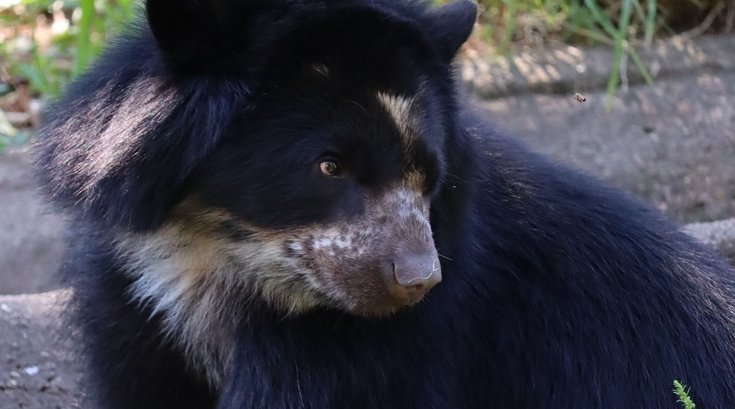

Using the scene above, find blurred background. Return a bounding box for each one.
[2,0,734,110]
[0,1,734,407]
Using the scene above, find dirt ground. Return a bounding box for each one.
[477,68,735,224]
[0,291,82,408]
[0,35,734,408]
[0,152,66,296]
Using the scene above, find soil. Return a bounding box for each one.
[476,67,735,224]
[0,151,66,296]
[0,291,83,408]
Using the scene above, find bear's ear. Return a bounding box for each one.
[145,0,282,65]
[424,0,477,62]
[146,0,225,62]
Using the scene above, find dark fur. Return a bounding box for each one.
[35,0,735,408]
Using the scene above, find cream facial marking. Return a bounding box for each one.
[377,92,416,144]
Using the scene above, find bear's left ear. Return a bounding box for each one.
[145,0,286,66]
[424,0,478,62]
[146,0,229,63]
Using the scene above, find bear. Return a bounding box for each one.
[34,0,735,408]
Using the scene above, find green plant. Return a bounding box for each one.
[673,380,696,409]
[73,0,95,76]
[466,0,658,103]
[574,0,655,103]
[0,111,13,151]
[4,0,136,97]
[16,32,65,96]
[0,110,31,151]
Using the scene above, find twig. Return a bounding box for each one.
[678,1,725,39]
[620,47,629,91]
[725,0,735,33]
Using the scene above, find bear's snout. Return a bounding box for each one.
[383,251,442,306]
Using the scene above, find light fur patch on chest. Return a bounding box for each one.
[112,206,323,388]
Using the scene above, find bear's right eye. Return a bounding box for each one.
[319,160,343,177]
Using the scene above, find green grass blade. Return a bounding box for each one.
[604,0,634,103]
[73,0,95,76]
[627,46,654,85]
[617,0,635,44]
[583,0,618,38]
[500,0,518,53]
[644,0,657,46]
[564,23,613,44]
[21,33,55,96]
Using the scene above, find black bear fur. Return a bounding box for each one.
[34,0,735,408]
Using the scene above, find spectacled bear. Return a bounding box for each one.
[34,0,735,408]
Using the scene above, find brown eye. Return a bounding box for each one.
[319,160,342,177]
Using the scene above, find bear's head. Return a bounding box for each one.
[36,0,477,319]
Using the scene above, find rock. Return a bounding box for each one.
[684,218,735,263]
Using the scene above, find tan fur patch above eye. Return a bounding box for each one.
[405,171,426,194]
[377,92,416,144]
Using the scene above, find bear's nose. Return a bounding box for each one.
[384,252,442,305]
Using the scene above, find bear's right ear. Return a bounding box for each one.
[424,0,478,62]
[145,0,283,65]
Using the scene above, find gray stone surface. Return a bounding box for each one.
[685,218,735,264]
[0,148,66,295]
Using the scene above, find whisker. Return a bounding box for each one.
[438,253,453,261]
